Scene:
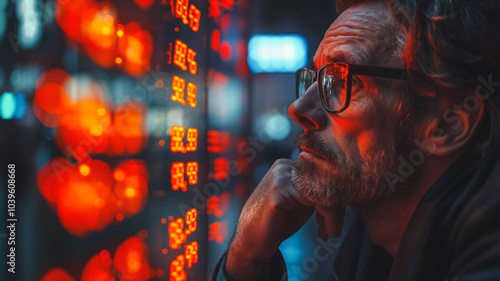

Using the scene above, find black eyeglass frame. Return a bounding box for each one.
[295,62,408,113]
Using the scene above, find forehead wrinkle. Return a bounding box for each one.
[314,3,401,67]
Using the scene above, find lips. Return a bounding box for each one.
[299,146,331,162]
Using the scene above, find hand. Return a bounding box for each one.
[226,159,315,280]
[315,206,345,241]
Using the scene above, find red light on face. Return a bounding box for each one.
[169,254,186,281]
[175,0,189,24]
[186,83,197,108]
[186,162,198,185]
[173,40,188,71]
[171,75,187,106]
[184,241,198,268]
[170,126,186,153]
[171,162,187,192]
[186,128,198,152]
[168,218,186,249]
[188,5,200,32]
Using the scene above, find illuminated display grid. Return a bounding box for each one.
[0,0,251,279]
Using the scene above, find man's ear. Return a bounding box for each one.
[421,96,485,156]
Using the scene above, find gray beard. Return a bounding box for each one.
[291,131,415,208]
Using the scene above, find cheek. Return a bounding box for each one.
[328,100,396,160]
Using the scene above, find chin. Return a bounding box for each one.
[291,153,400,208]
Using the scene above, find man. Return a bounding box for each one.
[213,0,500,280]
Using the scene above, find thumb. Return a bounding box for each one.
[315,206,346,238]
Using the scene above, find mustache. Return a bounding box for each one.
[294,132,338,162]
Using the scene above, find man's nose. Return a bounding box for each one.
[288,82,328,132]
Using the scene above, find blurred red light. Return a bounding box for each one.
[39,268,75,281]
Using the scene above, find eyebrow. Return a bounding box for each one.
[311,52,358,70]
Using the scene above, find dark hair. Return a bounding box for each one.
[338,0,500,157]
[388,0,500,157]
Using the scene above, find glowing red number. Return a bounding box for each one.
[207,130,230,153]
[186,128,198,152]
[214,157,229,180]
[170,126,186,153]
[186,82,197,108]
[185,208,197,235]
[184,241,198,268]
[186,162,198,185]
[171,75,186,106]
[175,0,189,24]
[171,162,187,191]
[169,254,186,281]
[209,221,228,243]
[169,218,187,250]
[188,5,201,32]
[207,192,230,217]
[174,40,188,71]
[187,48,197,75]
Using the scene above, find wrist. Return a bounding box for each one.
[225,244,272,281]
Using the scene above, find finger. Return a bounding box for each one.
[316,206,346,238]
[283,182,315,207]
[317,220,328,241]
[271,158,294,169]
[315,210,324,224]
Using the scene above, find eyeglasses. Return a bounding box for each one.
[295,62,408,113]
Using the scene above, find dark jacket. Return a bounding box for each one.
[213,145,500,280]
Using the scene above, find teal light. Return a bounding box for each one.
[0,92,16,119]
[248,34,308,73]
[15,93,27,118]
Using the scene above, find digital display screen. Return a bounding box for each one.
[0,0,251,280]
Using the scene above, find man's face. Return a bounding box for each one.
[289,2,416,208]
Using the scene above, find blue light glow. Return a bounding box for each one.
[15,93,27,118]
[248,34,307,73]
[0,92,17,119]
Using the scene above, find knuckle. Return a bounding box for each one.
[272,158,292,167]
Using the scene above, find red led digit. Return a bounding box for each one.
[207,192,230,217]
[186,162,198,185]
[170,126,186,153]
[188,5,201,32]
[171,75,186,106]
[169,254,186,281]
[186,128,198,152]
[207,130,230,153]
[171,162,187,192]
[187,48,197,75]
[214,157,229,180]
[184,241,198,268]
[209,221,228,243]
[166,42,173,64]
[170,0,175,15]
[186,83,197,108]
[174,40,188,71]
[169,218,187,250]
[184,208,197,235]
[175,0,189,24]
